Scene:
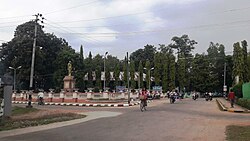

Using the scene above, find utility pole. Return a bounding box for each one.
[103,52,108,92]
[27,13,44,108]
[127,52,130,104]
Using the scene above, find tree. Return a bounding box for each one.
[130,44,156,66]
[169,34,197,91]
[233,42,244,84]
[0,21,73,91]
[145,60,151,89]
[130,60,136,89]
[153,52,162,86]
[80,45,84,63]
[242,40,249,82]
[138,61,143,89]
[206,42,225,92]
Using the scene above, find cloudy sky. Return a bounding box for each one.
[1,0,250,59]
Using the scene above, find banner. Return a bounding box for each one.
[101,71,105,81]
[151,76,155,82]
[84,73,88,80]
[92,71,96,81]
[119,72,124,80]
[143,73,146,81]
[134,72,139,81]
[110,72,115,81]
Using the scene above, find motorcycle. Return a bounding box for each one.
[170,95,176,104]
[205,94,212,101]
[192,93,198,100]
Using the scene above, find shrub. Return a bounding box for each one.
[236,98,250,110]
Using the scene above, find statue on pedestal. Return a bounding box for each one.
[63,61,75,92]
[68,61,72,76]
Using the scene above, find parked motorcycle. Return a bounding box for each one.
[192,93,198,100]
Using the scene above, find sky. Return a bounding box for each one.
[1,0,250,59]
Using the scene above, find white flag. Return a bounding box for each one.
[143,73,146,81]
[101,71,105,81]
[110,72,115,81]
[84,73,88,80]
[92,71,96,81]
[134,72,139,81]
[119,72,124,80]
[151,76,155,82]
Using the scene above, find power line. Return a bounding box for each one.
[44,0,101,15]
[45,20,107,46]
[48,18,250,37]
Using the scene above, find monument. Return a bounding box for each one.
[63,61,75,92]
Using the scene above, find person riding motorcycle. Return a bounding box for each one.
[139,88,148,107]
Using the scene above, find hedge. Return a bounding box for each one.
[236,98,250,110]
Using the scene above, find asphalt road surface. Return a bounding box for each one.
[1,98,250,141]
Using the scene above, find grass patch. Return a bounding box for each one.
[12,106,39,116]
[226,125,250,141]
[0,106,86,131]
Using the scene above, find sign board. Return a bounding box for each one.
[223,85,227,92]
[116,86,126,92]
[153,86,162,91]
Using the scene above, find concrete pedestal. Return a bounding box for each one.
[63,76,75,92]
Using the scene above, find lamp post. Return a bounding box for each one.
[9,66,22,92]
[223,62,227,93]
[144,67,154,94]
[104,52,108,92]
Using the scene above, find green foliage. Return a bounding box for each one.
[130,44,156,65]
[138,61,143,89]
[236,98,250,109]
[233,42,244,84]
[242,40,249,82]
[130,60,136,89]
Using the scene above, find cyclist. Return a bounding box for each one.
[139,88,148,107]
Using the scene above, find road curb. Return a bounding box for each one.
[12,101,141,107]
[216,99,227,111]
[216,99,250,113]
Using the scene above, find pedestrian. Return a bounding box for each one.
[228,89,235,108]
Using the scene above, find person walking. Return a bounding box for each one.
[228,89,235,108]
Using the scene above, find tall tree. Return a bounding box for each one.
[130,60,136,89]
[169,34,197,91]
[80,45,84,62]
[145,60,151,89]
[138,61,143,89]
[153,52,162,86]
[242,40,249,82]
[233,42,244,84]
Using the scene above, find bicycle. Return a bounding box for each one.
[140,99,147,112]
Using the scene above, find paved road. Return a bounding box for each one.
[1,98,250,141]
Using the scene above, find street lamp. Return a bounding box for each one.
[144,67,154,94]
[9,66,22,92]
[104,52,108,92]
